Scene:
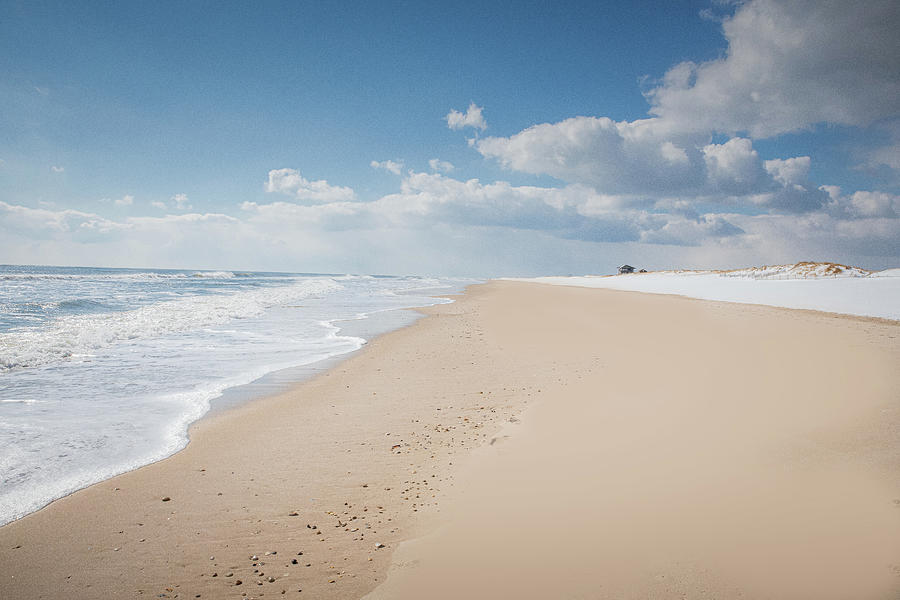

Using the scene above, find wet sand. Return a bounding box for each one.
[1,281,899,599]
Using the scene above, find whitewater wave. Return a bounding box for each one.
[0,270,240,281]
[0,278,343,370]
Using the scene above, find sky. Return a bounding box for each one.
[1,0,898,276]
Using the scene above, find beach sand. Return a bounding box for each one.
[1,281,898,599]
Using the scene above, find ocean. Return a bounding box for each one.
[0,265,473,526]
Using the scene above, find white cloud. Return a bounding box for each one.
[861,120,900,174]
[370,160,404,175]
[645,0,900,138]
[764,156,811,186]
[265,168,356,203]
[245,170,740,247]
[114,194,134,207]
[2,165,896,275]
[446,103,487,131]
[171,193,191,210]
[471,0,899,227]
[702,138,766,194]
[477,116,832,214]
[827,190,900,219]
[477,116,703,194]
[51,166,64,173]
[640,214,744,246]
[866,143,900,171]
[128,212,240,227]
[847,191,899,218]
[0,201,129,240]
[151,201,167,210]
[428,158,455,173]
[728,210,900,262]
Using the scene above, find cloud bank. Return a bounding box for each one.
[3,162,897,275]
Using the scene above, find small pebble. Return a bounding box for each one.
[161,497,171,502]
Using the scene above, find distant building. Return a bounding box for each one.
[618,264,635,274]
[638,269,647,273]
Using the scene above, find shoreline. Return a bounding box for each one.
[0,282,511,599]
[205,302,431,418]
[0,285,458,529]
[2,281,898,599]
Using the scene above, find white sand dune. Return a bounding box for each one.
[513,262,900,320]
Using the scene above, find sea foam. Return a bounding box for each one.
[0,278,341,370]
[0,266,473,526]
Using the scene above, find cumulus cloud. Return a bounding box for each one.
[245,170,742,247]
[764,156,811,186]
[0,201,129,240]
[702,138,767,195]
[265,168,356,203]
[51,166,64,173]
[151,201,167,210]
[477,116,703,194]
[428,158,455,173]
[477,117,829,214]
[446,103,487,131]
[640,214,744,246]
[370,159,404,175]
[861,120,900,175]
[729,210,900,261]
[2,164,895,275]
[866,142,900,172]
[171,193,191,210]
[645,0,900,138]
[114,194,134,207]
[826,188,900,219]
[472,0,898,239]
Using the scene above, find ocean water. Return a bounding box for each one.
[0,265,472,526]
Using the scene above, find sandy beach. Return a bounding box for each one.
[1,281,899,599]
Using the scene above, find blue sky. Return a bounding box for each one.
[1,0,898,275]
